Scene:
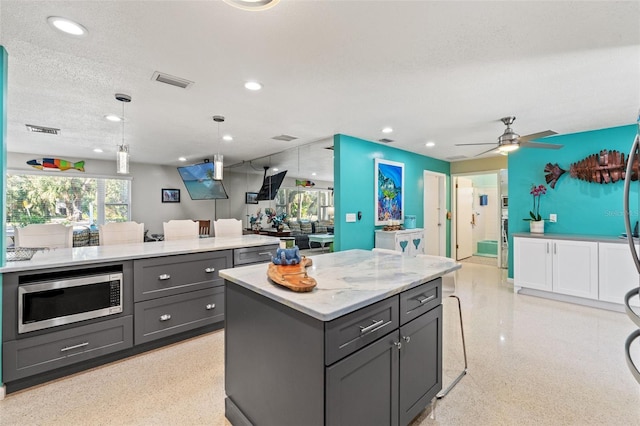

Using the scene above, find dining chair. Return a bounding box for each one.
[14,224,73,249]
[213,218,242,237]
[417,254,467,399]
[197,220,211,236]
[99,222,145,245]
[163,219,199,241]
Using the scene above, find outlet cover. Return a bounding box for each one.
[346,213,356,223]
[549,214,557,223]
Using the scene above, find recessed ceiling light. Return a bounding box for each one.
[47,16,87,36]
[223,135,233,142]
[93,148,103,153]
[273,168,279,172]
[104,114,122,122]
[382,127,393,134]
[425,141,435,148]
[223,0,280,11]
[244,81,263,91]
[311,172,317,176]
[178,157,187,162]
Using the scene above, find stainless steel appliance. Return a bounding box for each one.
[622,112,640,384]
[18,272,123,334]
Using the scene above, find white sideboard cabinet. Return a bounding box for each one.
[375,229,424,255]
[598,242,640,307]
[514,237,598,299]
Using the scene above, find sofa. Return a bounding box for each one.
[286,220,334,250]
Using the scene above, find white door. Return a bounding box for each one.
[455,177,474,260]
[423,171,446,256]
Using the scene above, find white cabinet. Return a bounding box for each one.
[599,242,640,307]
[375,229,424,255]
[514,237,598,299]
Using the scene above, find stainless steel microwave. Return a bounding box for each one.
[18,272,123,334]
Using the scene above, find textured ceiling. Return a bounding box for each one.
[1,0,639,182]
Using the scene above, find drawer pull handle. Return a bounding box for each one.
[402,335,411,343]
[205,267,216,273]
[206,303,216,310]
[158,274,171,281]
[418,294,436,304]
[258,252,272,256]
[61,342,89,352]
[160,314,172,321]
[394,341,402,350]
[359,319,384,334]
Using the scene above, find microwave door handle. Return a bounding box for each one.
[623,134,640,274]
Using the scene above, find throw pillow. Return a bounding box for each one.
[288,221,301,232]
[315,225,327,234]
[300,222,313,234]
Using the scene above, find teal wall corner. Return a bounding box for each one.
[507,124,639,277]
[334,133,450,254]
[1,45,8,386]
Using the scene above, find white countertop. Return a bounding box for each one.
[0,235,281,273]
[512,232,634,244]
[219,249,461,321]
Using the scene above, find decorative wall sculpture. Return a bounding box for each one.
[544,149,639,188]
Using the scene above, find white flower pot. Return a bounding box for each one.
[530,220,544,234]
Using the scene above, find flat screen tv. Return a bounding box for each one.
[177,162,228,200]
[256,170,287,201]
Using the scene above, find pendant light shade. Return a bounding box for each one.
[213,115,225,181]
[115,93,131,174]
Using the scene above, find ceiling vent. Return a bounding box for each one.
[446,155,468,161]
[378,138,394,143]
[151,71,194,89]
[25,124,60,135]
[272,134,298,142]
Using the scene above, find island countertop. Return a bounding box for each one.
[0,234,280,273]
[219,249,461,321]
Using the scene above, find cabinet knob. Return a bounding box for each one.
[204,267,216,273]
[206,303,216,310]
[402,335,411,343]
[158,274,171,281]
[393,341,402,350]
[160,314,172,321]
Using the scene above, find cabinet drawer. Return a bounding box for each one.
[399,278,441,325]
[134,251,231,302]
[234,245,278,266]
[3,316,133,382]
[134,287,224,345]
[325,297,399,365]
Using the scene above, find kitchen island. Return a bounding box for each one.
[220,249,460,426]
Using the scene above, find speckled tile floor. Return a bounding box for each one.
[1,262,638,425]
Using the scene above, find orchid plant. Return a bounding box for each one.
[526,184,547,221]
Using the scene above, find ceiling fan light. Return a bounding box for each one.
[498,144,519,153]
[223,0,280,11]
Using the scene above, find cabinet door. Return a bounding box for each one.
[408,230,424,256]
[514,237,552,291]
[399,305,442,426]
[552,240,598,299]
[599,243,640,306]
[326,331,400,426]
[395,234,411,254]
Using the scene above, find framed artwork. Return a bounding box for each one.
[374,158,404,225]
[162,188,180,203]
[245,192,258,204]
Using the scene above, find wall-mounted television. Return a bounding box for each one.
[177,162,228,200]
[256,169,287,201]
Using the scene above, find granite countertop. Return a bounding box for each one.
[219,249,461,321]
[0,235,281,273]
[512,232,636,244]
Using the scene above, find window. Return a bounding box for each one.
[6,172,132,228]
[275,187,333,222]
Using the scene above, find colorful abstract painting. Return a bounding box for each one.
[375,158,404,225]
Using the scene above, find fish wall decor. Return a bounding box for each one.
[295,179,315,187]
[544,149,638,188]
[27,158,85,172]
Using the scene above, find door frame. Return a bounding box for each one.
[423,170,447,256]
[451,170,502,265]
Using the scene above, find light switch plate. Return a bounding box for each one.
[549,213,557,223]
[346,213,356,223]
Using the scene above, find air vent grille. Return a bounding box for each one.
[25,124,60,135]
[446,155,468,161]
[378,138,394,143]
[151,71,194,89]
[272,134,298,142]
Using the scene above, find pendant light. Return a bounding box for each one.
[115,93,131,174]
[213,115,225,180]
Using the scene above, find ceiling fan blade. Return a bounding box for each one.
[520,141,563,150]
[519,130,558,143]
[474,146,500,157]
[455,142,497,146]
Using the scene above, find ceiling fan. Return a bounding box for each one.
[456,116,562,156]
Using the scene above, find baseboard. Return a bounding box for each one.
[517,288,625,313]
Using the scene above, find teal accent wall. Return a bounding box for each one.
[334,134,451,253]
[1,46,8,385]
[508,124,639,277]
